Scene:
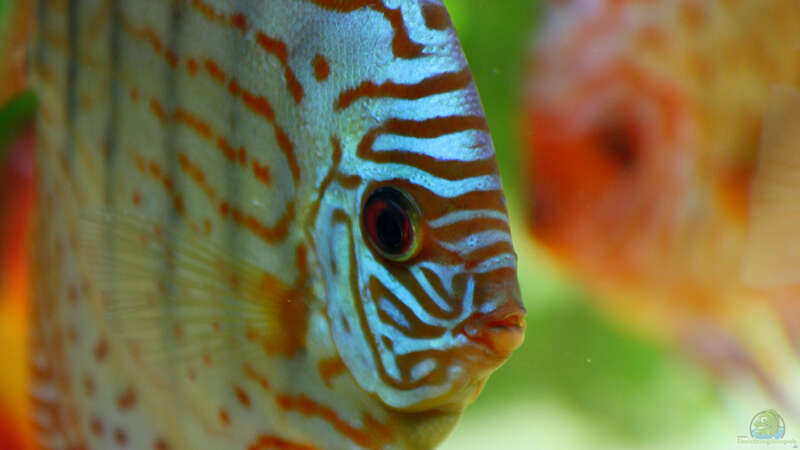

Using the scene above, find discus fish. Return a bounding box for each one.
[30,1,524,449]
[523,0,800,402]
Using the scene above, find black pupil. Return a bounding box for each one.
[376,203,406,252]
[364,187,418,259]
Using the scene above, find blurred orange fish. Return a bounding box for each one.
[0,126,36,450]
[524,0,800,408]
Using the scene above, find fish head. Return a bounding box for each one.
[314,156,525,413]
[311,7,524,409]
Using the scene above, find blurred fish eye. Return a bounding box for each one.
[593,117,640,171]
[362,186,422,262]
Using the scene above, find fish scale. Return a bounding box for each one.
[30,0,524,448]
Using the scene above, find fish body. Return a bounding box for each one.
[524,0,800,400]
[30,1,524,449]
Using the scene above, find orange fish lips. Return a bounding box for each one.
[456,305,526,359]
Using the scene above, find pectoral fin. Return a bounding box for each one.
[79,212,304,386]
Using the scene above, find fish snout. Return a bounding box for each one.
[459,301,526,357]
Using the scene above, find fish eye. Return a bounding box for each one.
[362,186,421,262]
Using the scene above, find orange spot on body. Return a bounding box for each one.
[285,69,305,102]
[114,428,128,445]
[154,438,171,450]
[256,31,288,64]
[144,30,163,53]
[245,326,259,342]
[227,78,241,96]
[132,191,141,206]
[317,357,346,388]
[186,58,199,75]
[252,160,271,185]
[174,108,213,139]
[165,49,178,67]
[216,137,238,163]
[219,408,231,426]
[191,0,221,21]
[313,54,330,81]
[178,152,216,199]
[243,364,270,391]
[205,59,226,84]
[94,337,108,362]
[90,416,103,436]
[150,99,167,121]
[148,161,162,178]
[230,13,248,32]
[235,385,251,408]
[240,89,276,122]
[141,157,185,214]
[116,385,137,411]
[274,127,300,182]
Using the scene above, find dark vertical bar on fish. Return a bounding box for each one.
[104,0,121,203]
[159,0,187,392]
[33,0,47,69]
[222,0,247,375]
[64,0,80,167]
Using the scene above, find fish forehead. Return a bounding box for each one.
[30,0,506,449]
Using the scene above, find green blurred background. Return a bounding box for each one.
[440,1,743,449]
[0,1,776,449]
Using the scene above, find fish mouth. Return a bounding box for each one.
[457,306,526,357]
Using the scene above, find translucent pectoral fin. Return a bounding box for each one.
[79,211,298,389]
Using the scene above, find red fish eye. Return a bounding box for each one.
[362,187,421,261]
